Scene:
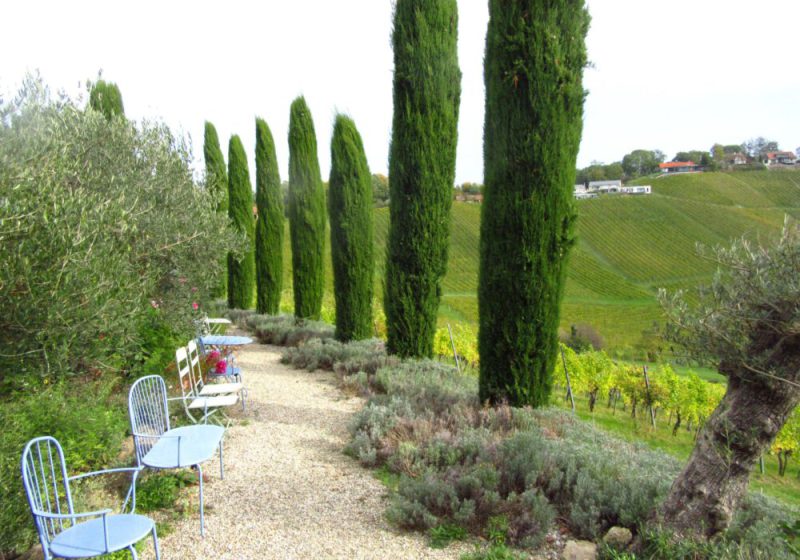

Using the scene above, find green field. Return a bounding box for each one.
[280,170,800,352]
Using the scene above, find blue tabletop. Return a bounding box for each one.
[199,335,253,346]
[142,425,224,469]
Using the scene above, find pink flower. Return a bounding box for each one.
[214,360,227,374]
[150,300,159,309]
[191,286,198,292]
[192,302,199,310]
[208,350,221,361]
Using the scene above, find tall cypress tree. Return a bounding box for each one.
[384,0,461,358]
[478,1,589,407]
[204,122,228,298]
[288,97,325,320]
[88,80,125,120]
[204,122,228,214]
[254,117,283,315]
[329,115,374,342]
[227,135,255,309]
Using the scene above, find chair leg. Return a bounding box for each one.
[130,545,138,560]
[219,440,225,480]
[197,463,205,537]
[152,524,161,560]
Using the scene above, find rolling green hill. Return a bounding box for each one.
[279,170,800,352]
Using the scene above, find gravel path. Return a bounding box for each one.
[145,337,470,559]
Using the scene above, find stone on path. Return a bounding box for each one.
[562,539,597,560]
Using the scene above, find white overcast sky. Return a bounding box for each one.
[2,1,798,184]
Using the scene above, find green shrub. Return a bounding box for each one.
[0,379,128,552]
[238,316,796,557]
[252,317,334,347]
[429,523,468,548]
[282,337,384,371]
[136,471,196,512]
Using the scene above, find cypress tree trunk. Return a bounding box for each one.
[254,118,284,315]
[329,115,374,342]
[479,1,589,407]
[288,97,326,320]
[89,79,125,120]
[384,0,461,358]
[204,121,229,298]
[227,135,255,309]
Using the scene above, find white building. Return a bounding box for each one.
[620,185,652,195]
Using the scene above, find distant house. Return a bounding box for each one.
[588,180,622,194]
[573,180,649,199]
[659,161,700,173]
[620,185,652,195]
[454,192,483,203]
[725,153,749,166]
[764,151,797,166]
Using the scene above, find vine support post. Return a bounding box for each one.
[643,365,656,428]
[447,323,461,374]
[561,346,576,414]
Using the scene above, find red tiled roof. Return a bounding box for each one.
[765,151,795,159]
[659,161,697,169]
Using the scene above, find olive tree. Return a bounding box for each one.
[0,77,241,384]
[656,221,800,538]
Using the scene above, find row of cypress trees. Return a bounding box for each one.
[204,0,588,408]
[204,101,374,343]
[385,0,587,408]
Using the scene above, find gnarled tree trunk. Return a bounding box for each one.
[658,329,800,538]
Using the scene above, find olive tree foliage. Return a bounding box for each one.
[0,78,242,388]
[656,220,800,538]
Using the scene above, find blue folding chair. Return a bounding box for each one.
[128,375,225,536]
[21,436,160,560]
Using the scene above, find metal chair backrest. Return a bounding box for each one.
[20,436,75,552]
[128,375,171,466]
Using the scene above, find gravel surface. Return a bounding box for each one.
[144,336,471,559]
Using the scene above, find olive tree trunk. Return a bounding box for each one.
[658,308,800,537]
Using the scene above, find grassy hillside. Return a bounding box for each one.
[279,170,800,353]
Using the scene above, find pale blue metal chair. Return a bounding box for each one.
[21,436,160,560]
[128,375,225,536]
